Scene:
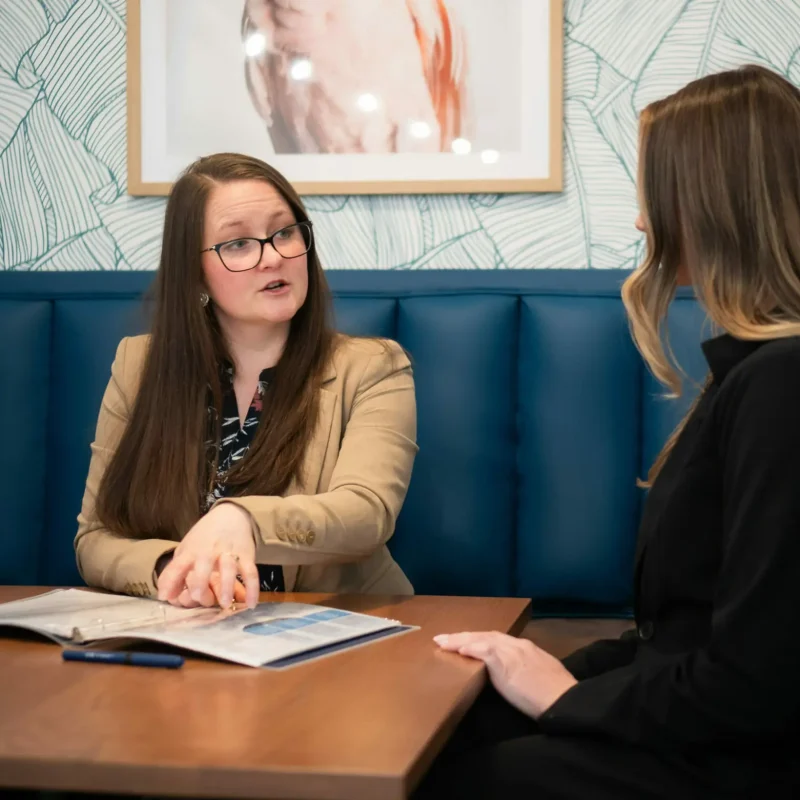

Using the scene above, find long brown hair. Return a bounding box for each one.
[97,153,335,539]
[622,65,800,486]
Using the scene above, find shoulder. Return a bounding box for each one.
[715,336,800,434]
[723,337,800,394]
[329,335,411,379]
[325,335,413,407]
[111,334,151,397]
[120,334,151,363]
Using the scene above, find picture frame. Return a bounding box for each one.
[127,0,563,196]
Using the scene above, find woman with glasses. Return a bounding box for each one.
[74,152,417,609]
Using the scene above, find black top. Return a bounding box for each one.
[205,366,285,593]
[540,334,800,790]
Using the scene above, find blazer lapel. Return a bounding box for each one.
[280,365,338,593]
[298,387,337,494]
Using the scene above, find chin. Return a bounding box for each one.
[262,312,297,325]
[257,303,301,325]
[254,292,303,318]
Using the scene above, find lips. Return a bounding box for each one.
[261,280,288,291]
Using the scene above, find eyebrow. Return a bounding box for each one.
[218,212,293,234]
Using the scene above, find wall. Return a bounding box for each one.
[1,0,798,272]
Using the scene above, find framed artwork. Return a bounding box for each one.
[127,0,563,195]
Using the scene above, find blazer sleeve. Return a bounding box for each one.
[218,340,418,565]
[74,338,176,597]
[538,352,800,749]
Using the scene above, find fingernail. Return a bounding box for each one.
[433,635,448,645]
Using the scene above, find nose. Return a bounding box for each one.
[635,213,646,233]
[256,240,282,270]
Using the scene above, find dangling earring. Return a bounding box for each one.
[200,292,210,307]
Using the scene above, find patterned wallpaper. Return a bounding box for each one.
[1,0,799,272]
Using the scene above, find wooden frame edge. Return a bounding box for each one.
[125,0,565,197]
[126,0,145,195]
[548,0,564,192]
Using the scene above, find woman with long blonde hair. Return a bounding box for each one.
[417,65,800,799]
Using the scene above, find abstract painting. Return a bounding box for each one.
[128,0,563,194]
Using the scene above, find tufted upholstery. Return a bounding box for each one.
[0,270,708,615]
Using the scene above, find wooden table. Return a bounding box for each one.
[0,587,529,800]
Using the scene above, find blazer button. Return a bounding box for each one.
[306,531,316,545]
[638,621,654,641]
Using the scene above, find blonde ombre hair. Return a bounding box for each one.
[622,65,800,485]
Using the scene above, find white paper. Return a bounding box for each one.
[120,602,402,667]
[0,589,405,667]
[0,589,205,641]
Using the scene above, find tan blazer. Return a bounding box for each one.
[75,335,417,598]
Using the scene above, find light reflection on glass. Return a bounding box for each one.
[410,120,433,139]
[357,93,380,112]
[480,149,499,164]
[290,58,313,81]
[451,137,471,155]
[244,33,266,58]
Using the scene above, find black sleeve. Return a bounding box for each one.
[539,350,800,748]
[561,631,639,680]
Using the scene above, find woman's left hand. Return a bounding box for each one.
[157,503,260,610]
[434,631,578,719]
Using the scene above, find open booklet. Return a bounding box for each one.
[0,589,415,669]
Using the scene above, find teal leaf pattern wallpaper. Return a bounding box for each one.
[1,0,799,271]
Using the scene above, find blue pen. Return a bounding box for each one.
[62,650,184,669]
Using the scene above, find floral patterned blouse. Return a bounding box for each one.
[205,365,285,592]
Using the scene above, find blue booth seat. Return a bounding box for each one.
[0,270,708,617]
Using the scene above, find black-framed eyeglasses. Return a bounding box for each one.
[201,221,313,272]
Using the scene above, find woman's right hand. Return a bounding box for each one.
[156,503,260,609]
[155,553,248,609]
[167,569,249,609]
